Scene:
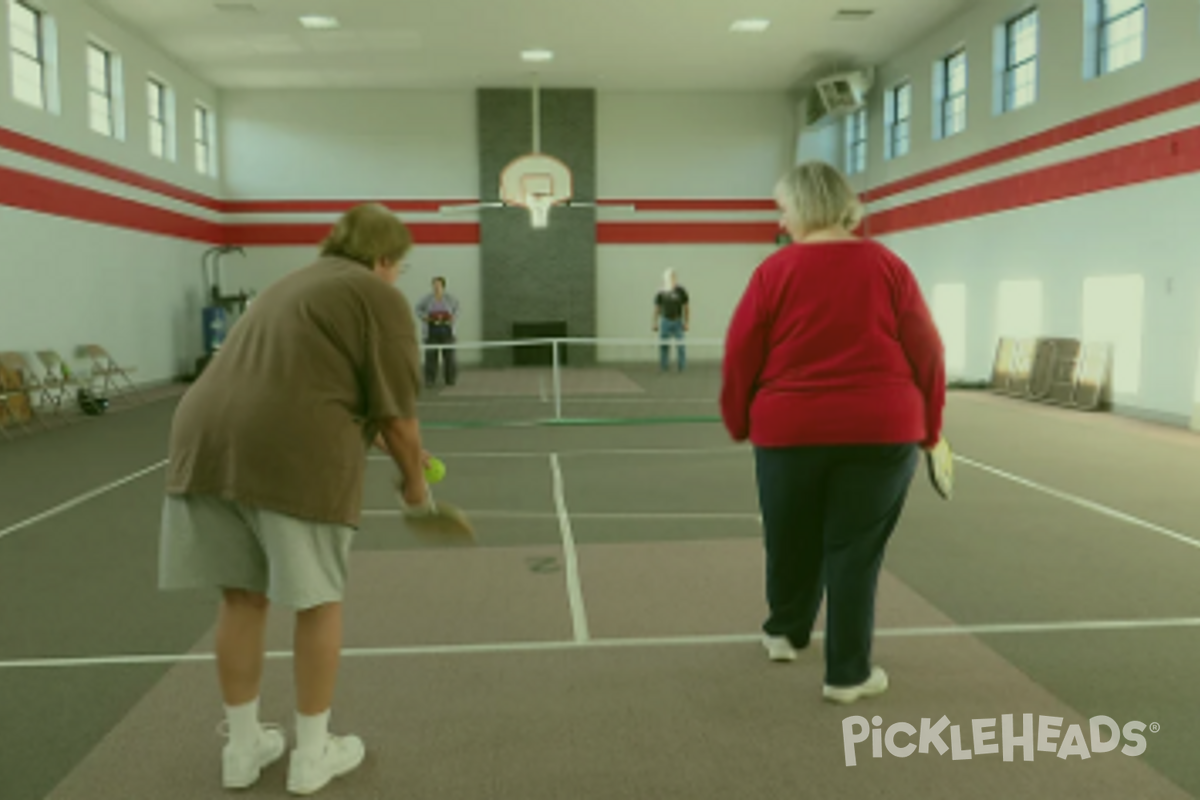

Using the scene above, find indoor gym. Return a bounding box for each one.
[2,0,1200,798]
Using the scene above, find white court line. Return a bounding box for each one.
[368,446,747,462]
[7,616,1200,670]
[361,509,761,521]
[956,455,1200,551]
[0,460,168,543]
[550,453,590,642]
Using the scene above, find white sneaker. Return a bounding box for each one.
[762,635,798,662]
[221,723,287,789]
[823,666,889,704]
[287,734,366,796]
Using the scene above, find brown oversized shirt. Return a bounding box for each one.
[165,256,421,526]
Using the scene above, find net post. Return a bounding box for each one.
[552,338,562,420]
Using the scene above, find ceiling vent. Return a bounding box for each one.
[833,9,875,21]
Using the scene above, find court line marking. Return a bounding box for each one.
[0,460,168,543]
[368,446,747,462]
[956,455,1200,550]
[550,453,590,642]
[361,510,761,521]
[8,616,1200,670]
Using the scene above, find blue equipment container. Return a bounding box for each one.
[202,305,229,354]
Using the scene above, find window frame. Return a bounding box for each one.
[86,40,116,136]
[1096,0,1146,75]
[9,0,46,109]
[885,80,911,159]
[941,48,968,138]
[1001,7,1039,112]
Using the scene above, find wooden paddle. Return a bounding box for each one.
[925,437,955,500]
[394,480,476,544]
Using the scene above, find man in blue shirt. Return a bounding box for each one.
[415,277,460,387]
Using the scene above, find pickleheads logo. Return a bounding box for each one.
[842,715,1159,767]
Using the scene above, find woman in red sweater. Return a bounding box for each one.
[721,161,945,704]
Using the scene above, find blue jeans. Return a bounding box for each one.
[659,318,686,371]
[754,443,919,686]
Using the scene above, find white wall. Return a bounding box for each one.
[217,89,794,361]
[595,91,791,358]
[0,0,219,384]
[219,89,478,199]
[857,0,1200,424]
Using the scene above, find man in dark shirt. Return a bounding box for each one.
[653,268,690,372]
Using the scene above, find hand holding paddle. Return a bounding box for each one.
[924,437,955,500]
[395,457,474,543]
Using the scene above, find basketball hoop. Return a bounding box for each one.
[527,194,554,228]
[500,154,572,230]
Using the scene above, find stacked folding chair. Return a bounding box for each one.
[35,350,92,417]
[79,344,142,405]
[0,353,41,437]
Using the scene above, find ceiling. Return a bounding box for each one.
[88,0,979,91]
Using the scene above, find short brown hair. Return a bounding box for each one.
[775,160,864,234]
[320,203,413,267]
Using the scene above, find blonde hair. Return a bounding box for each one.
[320,203,413,267]
[775,160,864,235]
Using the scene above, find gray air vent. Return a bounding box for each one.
[834,9,875,21]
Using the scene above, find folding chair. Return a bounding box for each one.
[79,344,142,405]
[35,350,91,415]
[0,355,38,436]
[1,351,69,427]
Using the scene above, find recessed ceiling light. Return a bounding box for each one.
[521,49,554,62]
[730,19,770,33]
[299,15,339,30]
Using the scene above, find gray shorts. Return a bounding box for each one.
[159,494,355,610]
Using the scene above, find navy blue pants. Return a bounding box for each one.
[754,443,919,687]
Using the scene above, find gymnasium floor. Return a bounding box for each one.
[1,390,1199,799]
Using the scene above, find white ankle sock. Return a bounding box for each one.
[296,710,331,755]
[224,698,262,750]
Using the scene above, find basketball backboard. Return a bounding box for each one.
[500,154,573,228]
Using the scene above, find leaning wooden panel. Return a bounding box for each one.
[990,338,1016,392]
[1007,338,1037,397]
[1046,339,1083,406]
[1072,343,1113,411]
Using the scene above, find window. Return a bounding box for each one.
[1097,0,1145,75]
[87,42,116,136]
[1002,9,1038,111]
[884,81,911,160]
[934,49,967,139]
[194,104,215,175]
[1081,274,1144,394]
[147,77,174,159]
[996,279,1043,340]
[932,283,968,374]
[844,107,867,175]
[8,0,47,109]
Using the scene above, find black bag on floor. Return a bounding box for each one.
[77,388,109,416]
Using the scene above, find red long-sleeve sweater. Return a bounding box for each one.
[720,239,945,449]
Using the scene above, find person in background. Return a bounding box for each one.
[160,203,432,794]
[416,277,460,388]
[720,160,945,705]
[653,268,690,372]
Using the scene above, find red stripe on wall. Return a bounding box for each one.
[863,77,1200,203]
[0,127,223,212]
[225,222,481,246]
[866,125,1200,236]
[598,199,777,212]
[0,164,224,242]
[220,199,479,214]
[597,222,779,245]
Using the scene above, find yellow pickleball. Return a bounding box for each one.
[424,456,446,484]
